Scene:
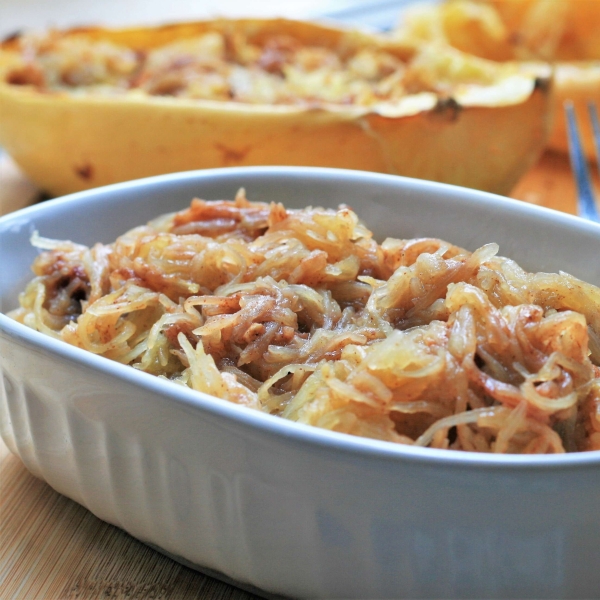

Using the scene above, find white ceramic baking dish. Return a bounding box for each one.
[1,167,599,599]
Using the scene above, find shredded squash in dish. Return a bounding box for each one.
[10,193,600,453]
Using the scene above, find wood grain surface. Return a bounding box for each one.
[0,444,257,600]
[0,149,597,599]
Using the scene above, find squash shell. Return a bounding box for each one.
[0,19,552,197]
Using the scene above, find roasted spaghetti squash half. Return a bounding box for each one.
[396,0,600,157]
[0,18,551,196]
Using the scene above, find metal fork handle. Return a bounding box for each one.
[565,101,600,222]
[589,101,600,181]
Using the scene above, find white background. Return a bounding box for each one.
[0,0,428,38]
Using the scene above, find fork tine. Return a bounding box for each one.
[588,101,600,178]
[565,101,600,222]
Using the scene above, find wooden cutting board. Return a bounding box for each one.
[0,150,597,599]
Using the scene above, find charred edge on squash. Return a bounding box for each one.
[1,30,23,45]
[214,143,252,164]
[533,76,551,93]
[75,163,94,181]
[433,97,462,121]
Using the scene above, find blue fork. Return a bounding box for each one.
[565,101,600,222]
